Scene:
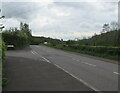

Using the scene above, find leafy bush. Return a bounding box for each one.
[0,38,8,86]
[2,22,32,49]
[68,45,119,56]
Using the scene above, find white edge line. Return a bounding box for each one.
[54,63,99,91]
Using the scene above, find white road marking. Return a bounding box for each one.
[31,50,51,63]
[31,50,38,54]
[72,58,96,67]
[31,50,99,91]
[40,56,51,63]
[83,62,96,67]
[53,63,99,91]
[113,72,119,75]
[31,51,36,55]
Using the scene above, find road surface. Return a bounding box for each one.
[4,45,119,91]
[3,46,95,91]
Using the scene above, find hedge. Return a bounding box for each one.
[65,45,120,56]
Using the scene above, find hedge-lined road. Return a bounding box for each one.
[5,45,118,91]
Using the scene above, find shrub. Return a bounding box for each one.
[0,38,8,86]
[67,44,119,56]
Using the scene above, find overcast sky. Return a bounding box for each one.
[1,0,118,40]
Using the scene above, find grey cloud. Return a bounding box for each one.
[2,2,118,40]
[2,2,40,19]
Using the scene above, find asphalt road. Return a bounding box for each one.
[4,45,119,91]
[3,46,94,91]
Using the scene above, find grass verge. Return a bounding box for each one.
[42,44,119,62]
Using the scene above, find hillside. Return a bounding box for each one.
[78,30,120,46]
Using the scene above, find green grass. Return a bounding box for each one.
[42,44,119,61]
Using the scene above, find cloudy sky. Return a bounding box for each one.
[1,0,118,40]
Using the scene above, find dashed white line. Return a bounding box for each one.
[83,62,96,67]
[72,58,96,67]
[113,72,119,75]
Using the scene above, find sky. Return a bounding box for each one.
[1,0,118,40]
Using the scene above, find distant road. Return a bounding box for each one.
[5,45,119,91]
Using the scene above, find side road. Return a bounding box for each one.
[3,56,94,91]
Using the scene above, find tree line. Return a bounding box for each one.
[65,21,119,46]
[76,30,120,46]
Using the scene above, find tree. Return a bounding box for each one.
[2,22,32,49]
[102,24,110,33]
[66,40,75,45]
[20,22,31,35]
[20,22,32,43]
[110,21,118,31]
